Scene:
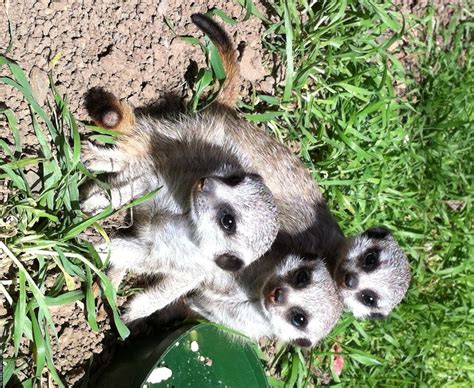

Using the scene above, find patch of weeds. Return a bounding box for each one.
[242,1,472,385]
[0,57,129,386]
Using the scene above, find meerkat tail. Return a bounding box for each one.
[84,87,135,134]
[191,13,240,107]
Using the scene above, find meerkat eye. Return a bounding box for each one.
[219,212,236,233]
[293,268,311,289]
[359,290,378,308]
[361,250,380,272]
[289,310,307,328]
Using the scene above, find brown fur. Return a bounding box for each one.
[85,87,136,134]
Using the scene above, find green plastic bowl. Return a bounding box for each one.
[95,323,269,387]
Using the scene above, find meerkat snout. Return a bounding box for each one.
[335,226,411,319]
[195,177,215,194]
[343,272,359,289]
[269,287,286,305]
[215,253,244,272]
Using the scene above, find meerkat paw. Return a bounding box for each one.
[80,141,98,169]
[122,293,156,323]
[80,190,110,215]
[81,141,117,172]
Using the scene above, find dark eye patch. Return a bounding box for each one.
[292,338,312,348]
[359,249,380,273]
[292,268,311,289]
[221,175,245,187]
[287,308,309,329]
[358,289,378,308]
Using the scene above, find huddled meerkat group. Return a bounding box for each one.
[80,14,410,347]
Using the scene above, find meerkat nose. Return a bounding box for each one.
[268,287,285,305]
[196,177,215,194]
[196,178,205,191]
[273,288,284,304]
[344,273,359,289]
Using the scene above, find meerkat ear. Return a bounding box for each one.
[368,312,387,320]
[292,338,312,348]
[300,253,320,262]
[362,226,391,240]
[215,254,244,272]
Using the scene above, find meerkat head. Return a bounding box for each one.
[334,226,411,319]
[190,173,279,272]
[260,254,342,347]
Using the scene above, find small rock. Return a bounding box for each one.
[29,66,49,106]
[99,49,127,74]
[157,0,169,16]
[258,77,274,94]
[24,169,41,192]
[142,83,156,100]
[43,20,53,36]
[50,1,68,12]
[446,200,465,212]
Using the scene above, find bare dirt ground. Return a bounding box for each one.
[0,0,271,148]
[0,0,461,386]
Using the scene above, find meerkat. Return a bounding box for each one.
[81,84,281,322]
[81,14,410,322]
[187,246,342,347]
[96,173,279,323]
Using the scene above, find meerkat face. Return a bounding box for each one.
[260,254,342,347]
[190,173,279,272]
[335,227,411,319]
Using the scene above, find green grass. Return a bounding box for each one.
[0,59,131,386]
[234,1,473,385]
[1,0,473,386]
